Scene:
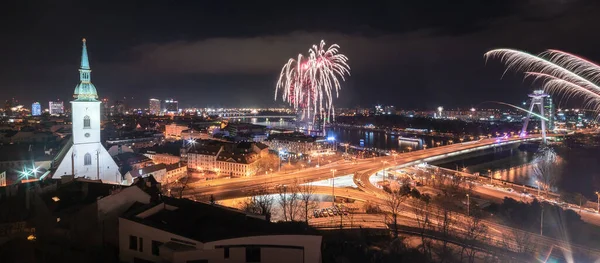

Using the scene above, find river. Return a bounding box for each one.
[324,125,600,198]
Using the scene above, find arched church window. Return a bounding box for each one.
[84,115,91,129]
[84,153,92,166]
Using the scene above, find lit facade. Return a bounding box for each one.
[0,171,5,187]
[31,102,41,116]
[165,123,188,139]
[164,99,178,114]
[149,98,161,115]
[143,152,181,165]
[49,101,64,115]
[187,145,262,177]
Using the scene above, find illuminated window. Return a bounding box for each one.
[84,153,92,166]
[83,115,90,128]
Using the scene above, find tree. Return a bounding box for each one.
[300,182,318,223]
[434,197,455,263]
[383,185,409,238]
[256,153,280,174]
[277,181,301,221]
[277,185,290,221]
[241,187,274,220]
[532,146,561,196]
[413,195,432,260]
[460,213,488,263]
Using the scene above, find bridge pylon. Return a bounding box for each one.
[521,90,548,144]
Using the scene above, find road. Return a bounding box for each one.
[184,135,548,199]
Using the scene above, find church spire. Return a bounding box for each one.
[74,38,98,101]
[80,38,90,70]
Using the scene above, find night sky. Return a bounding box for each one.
[2,0,600,109]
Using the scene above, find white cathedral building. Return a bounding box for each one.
[54,39,124,185]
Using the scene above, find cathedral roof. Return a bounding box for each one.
[73,38,98,101]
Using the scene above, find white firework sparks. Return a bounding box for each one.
[485,48,600,112]
[275,40,350,130]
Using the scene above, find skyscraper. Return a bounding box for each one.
[49,100,64,115]
[164,99,178,114]
[149,98,161,115]
[31,102,41,116]
[101,98,110,119]
[112,100,126,115]
[4,98,18,116]
[544,96,554,130]
[53,38,122,184]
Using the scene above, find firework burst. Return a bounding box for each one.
[484,49,600,113]
[275,40,350,131]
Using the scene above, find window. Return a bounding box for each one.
[224,247,230,259]
[151,240,163,256]
[83,115,90,128]
[245,247,261,262]
[84,153,92,166]
[129,235,137,250]
[139,237,144,252]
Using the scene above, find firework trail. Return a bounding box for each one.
[481,101,549,121]
[484,49,600,112]
[275,40,350,130]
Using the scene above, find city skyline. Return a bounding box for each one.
[2,1,600,109]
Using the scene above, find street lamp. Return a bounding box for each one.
[381,161,388,182]
[466,194,470,216]
[330,169,337,206]
[595,191,600,212]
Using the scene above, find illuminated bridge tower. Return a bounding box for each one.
[521,90,548,144]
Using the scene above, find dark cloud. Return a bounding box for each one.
[0,0,599,108]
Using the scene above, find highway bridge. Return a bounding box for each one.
[184,134,555,199]
[220,115,297,119]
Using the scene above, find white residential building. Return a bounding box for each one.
[119,198,322,263]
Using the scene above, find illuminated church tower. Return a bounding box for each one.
[54,39,123,184]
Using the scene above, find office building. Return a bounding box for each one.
[31,102,42,116]
[164,99,178,114]
[149,98,161,115]
[113,100,126,115]
[49,100,64,115]
[101,98,110,119]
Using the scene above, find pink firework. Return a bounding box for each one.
[275,40,350,127]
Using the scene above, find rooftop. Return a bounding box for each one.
[122,197,314,243]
